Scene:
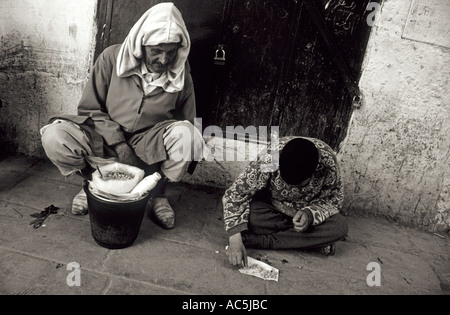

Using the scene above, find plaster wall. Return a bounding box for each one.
[338,0,450,231]
[0,0,97,156]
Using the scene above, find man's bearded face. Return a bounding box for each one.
[143,43,179,74]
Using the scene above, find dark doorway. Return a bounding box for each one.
[94,0,378,150]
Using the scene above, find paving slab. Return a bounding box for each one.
[0,248,110,295]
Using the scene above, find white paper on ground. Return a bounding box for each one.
[239,256,279,281]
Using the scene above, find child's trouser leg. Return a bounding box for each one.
[244,200,348,250]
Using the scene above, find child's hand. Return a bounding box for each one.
[227,233,248,267]
[293,210,309,232]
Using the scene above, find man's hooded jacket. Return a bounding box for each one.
[49,3,195,165]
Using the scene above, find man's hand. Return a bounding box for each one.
[228,233,248,267]
[114,142,144,168]
[293,210,310,232]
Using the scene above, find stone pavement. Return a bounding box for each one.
[0,155,449,296]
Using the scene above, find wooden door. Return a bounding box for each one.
[94,0,377,150]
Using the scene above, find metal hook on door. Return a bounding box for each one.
[214,45,226,66]
[352,91,364,109]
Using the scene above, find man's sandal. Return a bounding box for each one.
[149,197,175,229]
[72,189,88,215]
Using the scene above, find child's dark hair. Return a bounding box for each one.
[279,138,319,185]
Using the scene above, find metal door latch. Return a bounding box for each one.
[352,91,364,109]
[214,45,226,66]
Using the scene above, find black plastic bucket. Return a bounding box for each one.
[83,183,151,249]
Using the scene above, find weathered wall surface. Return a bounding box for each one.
[338,0,450,232]
[0,0,97,157]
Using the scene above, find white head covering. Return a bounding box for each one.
[116,2,190,93]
